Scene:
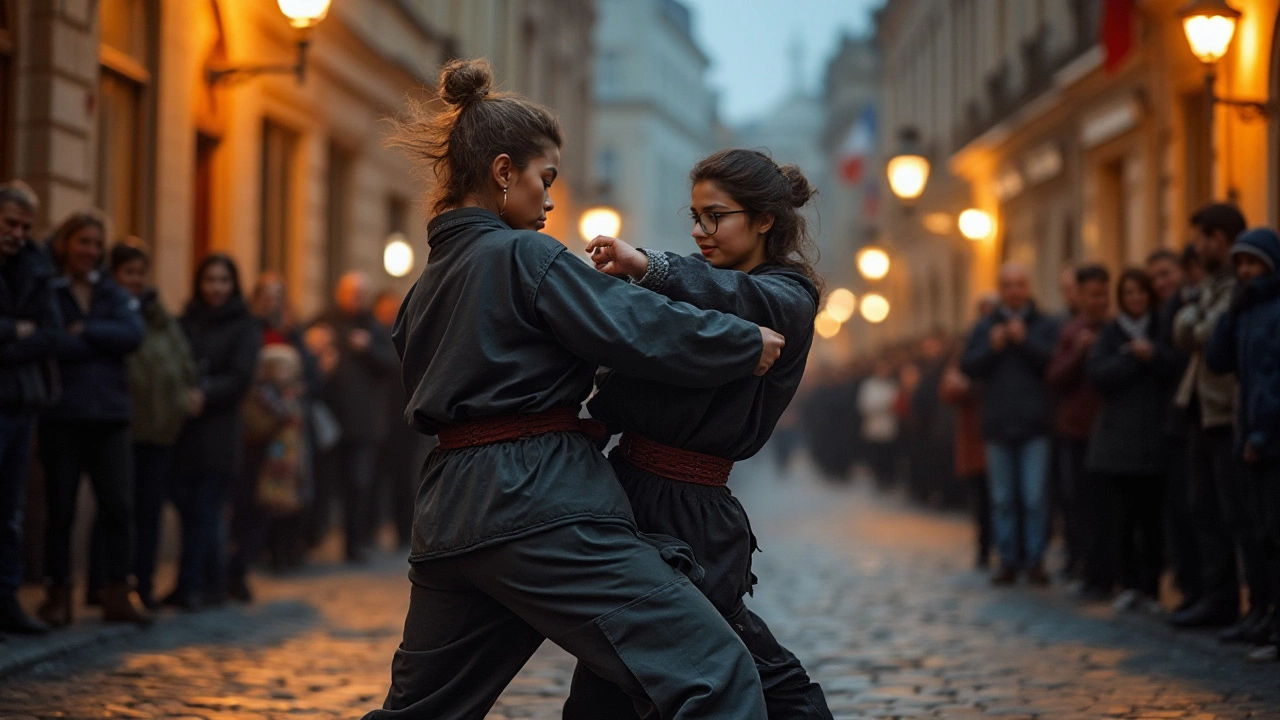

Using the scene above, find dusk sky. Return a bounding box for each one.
[683,0,884,126]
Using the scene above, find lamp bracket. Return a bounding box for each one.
[1214,95,1274,121]
[207,40,310,87]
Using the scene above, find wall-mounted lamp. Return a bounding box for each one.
[208,0,332,86]
[1180,0,1273,120]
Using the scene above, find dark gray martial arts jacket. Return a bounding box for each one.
[590,255,818,460]
[394,208,766,561]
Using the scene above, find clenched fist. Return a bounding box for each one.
[754,327,786,376]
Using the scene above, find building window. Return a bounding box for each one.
[97,0,152,240]
[325,143,351,293]
[261,120,298,277]
[595,147,618,194]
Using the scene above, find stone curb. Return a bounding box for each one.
[0,622,140,679]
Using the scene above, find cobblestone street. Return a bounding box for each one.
[3,454,1280,719]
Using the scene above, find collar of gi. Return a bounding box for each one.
[428,207,510,247]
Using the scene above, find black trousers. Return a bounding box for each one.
[1055,438,1088,578]
[962,472,992,563]
[89,443,172,597]
[864,440,896,490]
[39,421,134,586]
[1105,472,1165,598]
[366,521,766,720]
[1165,437,1204,604]
[228,445,270,585]
[1188,423,1262,609]
[562,454,831,720]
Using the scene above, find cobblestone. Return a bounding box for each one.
[2,455,1279,718]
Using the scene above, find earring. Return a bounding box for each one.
[500,186,508,216]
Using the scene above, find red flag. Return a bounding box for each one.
[1100,0,1135,74]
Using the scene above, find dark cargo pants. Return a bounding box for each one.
[562,456,832,720]
[364,521,766,720]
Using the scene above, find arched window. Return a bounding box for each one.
[97,0,154,240]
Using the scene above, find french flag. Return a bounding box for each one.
[838,105,876,186]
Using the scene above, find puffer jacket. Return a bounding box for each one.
[127,289,198,446]
[1174,269,1237,428]
[0,241,62,414]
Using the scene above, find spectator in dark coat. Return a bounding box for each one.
[310,272,397,562]
[1087,269,1179,612]
[961,262,1059,586]
[1047,265,1111,598]
[167,254,261,610]
[37,213,149,628]
[87,241,198,611]
[0,184,58,636]
[1207,227,1280,658]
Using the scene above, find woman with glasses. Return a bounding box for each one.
[566,148,832,719]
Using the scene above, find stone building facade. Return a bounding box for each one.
[873,0,1280,346]
[10,0,595,316]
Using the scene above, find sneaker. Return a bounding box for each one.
[1113,589,1143,613]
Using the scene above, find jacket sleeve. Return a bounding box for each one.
[1086,326,1141,392]
[532,253,762,388]
[640,253,816,331]
[1245,315,1280,449]
[1018,316,1058,374]
[80,288,144,357]
[1176,285,1232,352]
[960,319,998,378]
[1205,311,1238,375]
[202,320,262,412]
[0,277,62,364]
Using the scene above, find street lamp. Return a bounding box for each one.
[1179,0,1272,119]
[958,209,995,241]
[383,233,414,278]
[207,0,332,85]
[860,293,890,324]
[856,246,890,281]
[886,127,930,205]
[579,207,622,243]
[824,288,857,323]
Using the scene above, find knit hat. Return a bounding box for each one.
[1229,227,1280,272]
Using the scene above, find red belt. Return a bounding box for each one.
[437,407,606,451]
[618,432,734,487]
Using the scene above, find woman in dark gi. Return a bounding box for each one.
[565,148,833,719]
[364,59,786,720]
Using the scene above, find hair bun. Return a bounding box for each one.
[439,58,493,107]
[780,164,817,208]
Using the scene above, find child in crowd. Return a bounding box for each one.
[1207,227,1280,663]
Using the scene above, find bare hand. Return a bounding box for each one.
[586,236,648,279]
[989,324,1009,351]
[1244,443,1261,465]
[15,320,35,340]
[943,366,970,393]
[1076,328,1098,350]
[187,388,206,417]
[1006,318,1027,345]
[1129,338,1154,362]
[754,327,785,376]
[349,329,371,353]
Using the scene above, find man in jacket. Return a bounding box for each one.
[1207,227,1280,658]
[313,272,398,563]
[0,184,58,635]
[1047,265,1111,599]
[1170,203,1252,632]
[962,262,1060,586]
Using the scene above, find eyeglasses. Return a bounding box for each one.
[688,209,747,236]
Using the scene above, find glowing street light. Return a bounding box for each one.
[383,233,414,278]
[886,127,929,204]
[1180,0,1240,65]
[857,247,890,281]
[579,207,622,243]
[209,0,332,84]
[860,293,890,324]
[824,288,856,323]
[814,311,841,339]
[278,0,333,29]
[958,209,995,241]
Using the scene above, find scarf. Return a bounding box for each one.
[1116,312,1151,342]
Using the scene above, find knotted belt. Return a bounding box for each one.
[437,407,607,451]
[618,432,734,487]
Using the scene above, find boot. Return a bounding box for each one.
[1219,606,1272,645]
[1169,595,1239,629]
[100,583,154,627]
[37,584,72,628]
[0,594,49,635]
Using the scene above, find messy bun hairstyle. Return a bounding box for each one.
[389,58,563,216]
[690,148,822,296]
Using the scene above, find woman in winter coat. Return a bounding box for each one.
[37,213,149,627]
[165,254,261,610]
[1086,268,1179,612]
[87,241,199,610]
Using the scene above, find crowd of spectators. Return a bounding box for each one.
[0,182,429,637]
[794,201,1280,663]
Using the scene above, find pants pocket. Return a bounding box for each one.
[635,531,705,584]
